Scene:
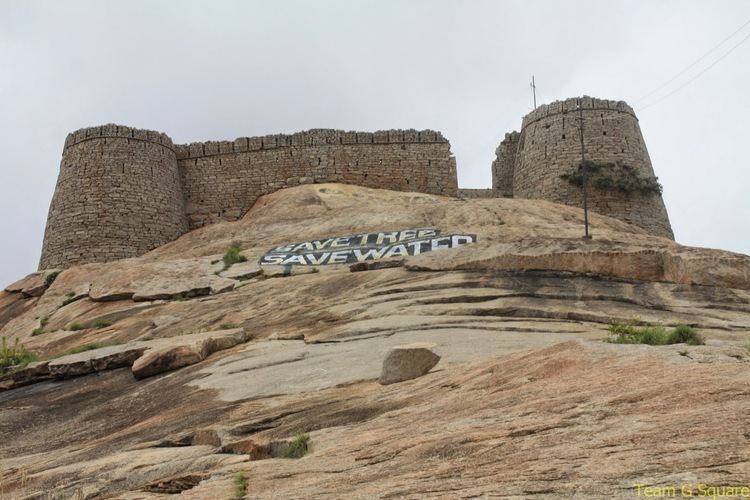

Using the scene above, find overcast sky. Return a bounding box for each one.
[1,0,749,287]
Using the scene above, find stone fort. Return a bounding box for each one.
[39,96,673,270]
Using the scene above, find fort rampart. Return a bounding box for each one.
[39,96,675,269]
[492,97,674,239]
[39,126,457,269]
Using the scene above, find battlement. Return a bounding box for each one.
[174,129,448,160]
[64,124,175,152]
[520,96,636,129]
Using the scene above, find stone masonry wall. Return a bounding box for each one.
[492,131,519,196]
[457,188,495,199]
[175,129,457,229]
[40,126,457,269]
[507,97,673,239]
[39,125,188,269]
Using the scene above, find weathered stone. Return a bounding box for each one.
[379,343,441,385]
[349,259,404,272]
[261,265,320,278]
[192,428,223,447]
[131,328,248,380]
[4,269,61,297]
[204,328,248,352]
[219,261,262,281]
[47,344,147,379]
[131,345,203,380]
[222,438,270,460]
[0,361,51,391]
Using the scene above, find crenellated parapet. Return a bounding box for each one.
[173,129,448,160]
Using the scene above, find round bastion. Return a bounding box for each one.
[39,125,189,269]
[512,96,673,239]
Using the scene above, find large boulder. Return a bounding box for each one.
[378,343,441,385]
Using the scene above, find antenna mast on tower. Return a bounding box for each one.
[530,76,537,109]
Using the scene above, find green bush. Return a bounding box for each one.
[92,319,113,329]
[233,471,248,498]
[222,246,247,270]
[33,316,50,336]
[44,271,60,288]
[667,325,704,346]
[61,292,77,306]
[69,322,86,331]
[606,323,704,346]
[560,160,663,195]
[283,433,310,459]
[0,337,38,370]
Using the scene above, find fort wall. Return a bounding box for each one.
[39,96,675,270]
[494,97,674,239]
[492,131,519,196]
[175,129,456,229]
[40,126,457,269]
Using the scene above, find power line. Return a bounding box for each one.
[633,17,750,105]
[638,30,750,112]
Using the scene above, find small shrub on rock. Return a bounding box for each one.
[606,323,704,346]
[667,325,704,345]
[222,246,247,270]
[69,323,86,331]
[283,433,310,459]
[92,319,113,329]
[44,271,60,288]
[233,471,248,498]
[0,337,38,370]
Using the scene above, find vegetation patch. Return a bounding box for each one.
[92,319,113,329]
[222,245,248,271]
[606,323,704,346]
[219,323,238,330]
[560,160,663,195]
[33,316,50,336]
[283,433,311,459]
[61,291,78,306]
[65,319,114,331]
[44,271,61,288]
[54,342,108,358]
[233,471,248,498]
[0,337,39,370]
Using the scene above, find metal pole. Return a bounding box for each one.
[531,76,537,109]
[577,103,591,239]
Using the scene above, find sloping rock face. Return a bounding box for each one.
[0,183,748,498]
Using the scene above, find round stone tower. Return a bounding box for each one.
[512,96,673,239]
[39,124,189,269]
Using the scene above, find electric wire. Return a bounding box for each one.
[633,17,750,105]
[638,30,750,111]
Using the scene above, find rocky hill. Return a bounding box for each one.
[1,184,749,498]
